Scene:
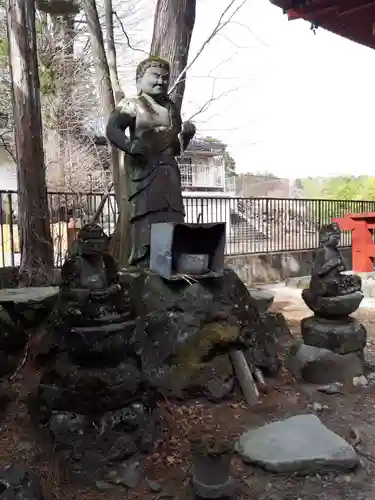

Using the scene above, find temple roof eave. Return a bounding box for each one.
[270,0,375,51]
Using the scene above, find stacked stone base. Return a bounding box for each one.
[299,316,366,384]
[302,316,366,355]
[30,318,157,483]
[286,290,367,384]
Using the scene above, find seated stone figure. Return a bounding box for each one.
[309,222,361,297]
[59,223,128,327]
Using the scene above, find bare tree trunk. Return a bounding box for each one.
[150,0,196,112]
[104,0,123,104]
[50,13,76,183]
[7,0,54,286]
[82,0,129,267]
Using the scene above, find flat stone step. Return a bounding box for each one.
[235,414,359,475]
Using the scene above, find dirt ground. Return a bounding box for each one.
[2,286,375,500]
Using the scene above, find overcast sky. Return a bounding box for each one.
[118,0,375,179]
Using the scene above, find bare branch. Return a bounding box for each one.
[168,0,247,95]
[104,0,124,103]
[113,10,148,54]
[187,85,242,122]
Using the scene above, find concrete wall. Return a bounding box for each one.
[0,247,352,288]
[0,149,17,191]
[225,247,352,285]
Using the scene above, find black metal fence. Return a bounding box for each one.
[0,190,373,267]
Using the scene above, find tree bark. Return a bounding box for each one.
[82,0,129,267]
[49,13,76,183]
[52,13,76,130]
[150,0,196,112]
[104,0,123,104]
[7,0,54,286]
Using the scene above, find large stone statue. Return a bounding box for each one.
[106,56,196,267]
[309,222,361,297]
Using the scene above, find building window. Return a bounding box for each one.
[213,156,222,167]
[179,157,193,187]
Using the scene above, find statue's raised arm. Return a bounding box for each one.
[106,100,135,155]
[105,56,196,268]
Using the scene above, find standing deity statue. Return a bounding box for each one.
[106,56,196,267]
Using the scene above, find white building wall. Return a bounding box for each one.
[183,193,233,240]
[0,149,17,191]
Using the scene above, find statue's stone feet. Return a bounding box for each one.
[302,289,363,317]
[301,316,367,354]
[61,318,136,360]
[37,356,141,413]
[285,343,364,384]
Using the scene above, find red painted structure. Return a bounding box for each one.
[270,1,375,51]
[334,213,375,272]
[270,1,375,272]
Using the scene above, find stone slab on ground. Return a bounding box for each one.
[285,276,311,289]
[0,287,59,303]
[234,414,359,474]
[284,342,364,384]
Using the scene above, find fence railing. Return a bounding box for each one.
[0,190,373,267]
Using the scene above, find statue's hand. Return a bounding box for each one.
[182,121,196,137]
[129,139,148,159]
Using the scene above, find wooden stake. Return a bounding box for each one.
[229,350,259,406]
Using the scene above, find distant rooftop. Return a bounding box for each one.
[185,137,226,154]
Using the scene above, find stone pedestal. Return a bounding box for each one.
[301,316,366,354]
[30,295,157,483]
[287,289,367,384]
[30,268,284,482]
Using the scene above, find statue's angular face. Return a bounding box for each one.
[140,65,169,96]
[81,238,107,255]
[78,225,108,255]
[320,223,340,247]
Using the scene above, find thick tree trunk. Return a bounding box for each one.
[7,0,54,286]
[82,0,129,267]
[150,0,196,112]
[104,0,123,104]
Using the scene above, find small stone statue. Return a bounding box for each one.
[106,56,196,267]
[295,223,366,385]
[60,223,124,321]
[309,222,361,297]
